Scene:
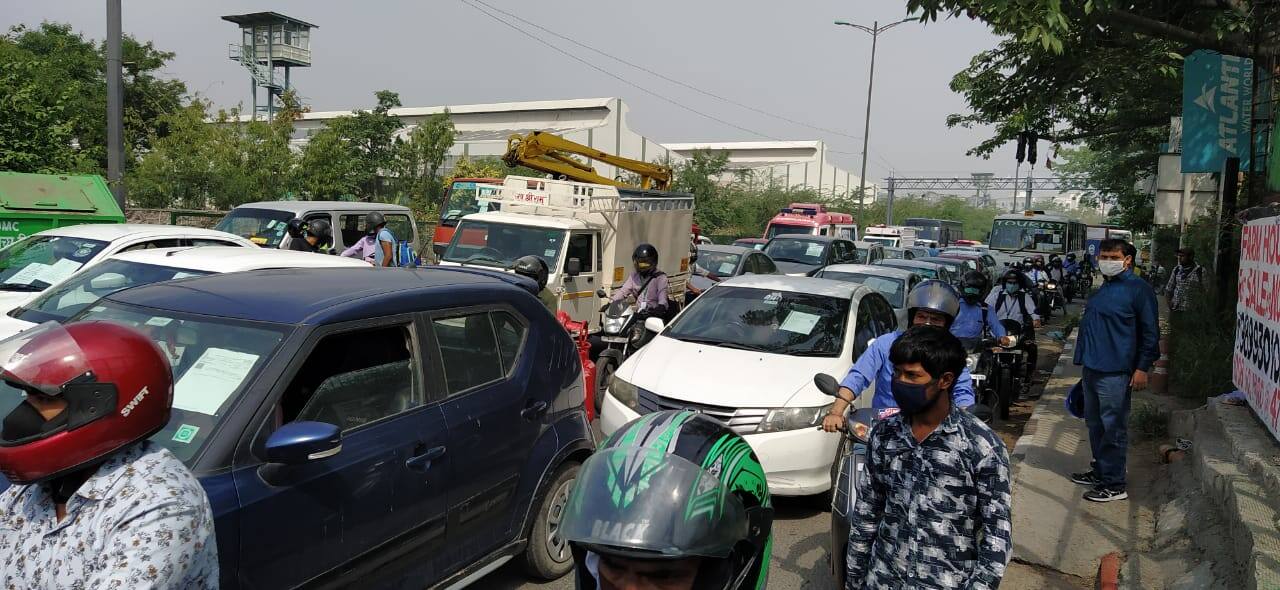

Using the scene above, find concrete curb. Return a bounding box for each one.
[1169,403,1280,590]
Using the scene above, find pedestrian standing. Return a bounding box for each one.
[0,322,218,587]
[846,325,1011,589]
[1164,247,1204,314]
[1070,239,1159,502]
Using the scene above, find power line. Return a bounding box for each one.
[467,0,865,142]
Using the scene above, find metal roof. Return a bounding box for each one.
[221,12,318,28]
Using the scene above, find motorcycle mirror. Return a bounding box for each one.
[814,373,841,396]
[596,288,608,298]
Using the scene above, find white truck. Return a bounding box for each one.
[862,224,919,248]
[438,176,694,331]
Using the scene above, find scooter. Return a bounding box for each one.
[962,338,1002,426]
[998,319,1032,417]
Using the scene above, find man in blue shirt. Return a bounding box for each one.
[952,270,1013,347]
[821,280,977,432]
[1070,239,1159,502]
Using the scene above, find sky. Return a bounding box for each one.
[4,0,1026,182]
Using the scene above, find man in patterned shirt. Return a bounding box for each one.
[0,322,217,588]
[846,325,1012,589]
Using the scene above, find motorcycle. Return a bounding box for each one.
[997,319,1032,418]
[1064,269,1080,302]
[961,338,1001,426]
[592,291,651,414]
[1036,279,1065,319]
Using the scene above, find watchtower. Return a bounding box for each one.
[222,12,316,121]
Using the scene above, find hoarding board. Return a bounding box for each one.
[1234,215,1280,443]
[1182,51,1256,173]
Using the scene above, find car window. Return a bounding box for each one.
[836,227,856,240]
[870,294,898,333]
[831,241,852,263]
[696,250,743,276]
[15,260,213,325]
[190,239,245,248]
[756,255,777,274]
[433,312,504,395]
[283,324,420,432]
[565,233,594,272]
[120,238,184,252]
[339,213,413,249]
[854,299,877,356]
[492,311,527,374]
[903,250,915,260]
[214,208,293,247]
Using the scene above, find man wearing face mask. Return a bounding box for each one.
[986,269,1041,384]
[846,325,1011,589]
[951,270,1014,348]
[1070,239,1158,502]
[0,322,217,587]
[821,280,978,432]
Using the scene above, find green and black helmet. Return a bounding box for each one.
[561,410,773,590]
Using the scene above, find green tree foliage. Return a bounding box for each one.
[392,110,456,214]
[317,91,404,200]
[0,51,88,173]
[297,128,359,200]
[445,156,544,185]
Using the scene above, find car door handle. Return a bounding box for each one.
[405,446,446,472]
[521,400,549,420]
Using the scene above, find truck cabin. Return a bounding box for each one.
[763,203,856,240]
[862,224,916,248]
[432,178,505,256]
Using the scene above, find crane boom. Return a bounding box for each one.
[503,131,673,191]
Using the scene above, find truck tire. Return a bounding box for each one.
[522,461,580,580]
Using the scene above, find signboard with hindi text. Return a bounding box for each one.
[1234,215,1280,443]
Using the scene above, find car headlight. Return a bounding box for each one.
[609,376,639,410]
[756,404,831,433]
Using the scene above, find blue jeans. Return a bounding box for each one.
[1082,367,1132,489]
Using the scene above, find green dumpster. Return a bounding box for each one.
[0,173,125,249]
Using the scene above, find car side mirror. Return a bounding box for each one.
[265,421,342,465]
[89,273,129,290]
[644,316,665,333]
[565,258,582,277]
[813,373,841,396]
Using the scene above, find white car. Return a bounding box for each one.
[598,274,901,496]
[0,247,369,340]
[0,224,256,314]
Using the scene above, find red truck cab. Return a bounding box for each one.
[763,203,857,240]
[432,177,504,256]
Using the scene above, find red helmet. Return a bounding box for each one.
[0,322,173,484]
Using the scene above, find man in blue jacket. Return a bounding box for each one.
[1070,238,1159,502]
[821,280,977,432]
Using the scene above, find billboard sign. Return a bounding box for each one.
[1182,51,1256,173]
[1234,215,1280,443]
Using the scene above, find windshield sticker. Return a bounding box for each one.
[171,424,200,444]
[779,310,821,335]
[5,262,52,285]
[249,236,268,245]
[266,220,278,229]
[762,292,783,306]
[805,243,825,257]
[171,272,199,280]
[145,317,174,327]
[718,262,736,274]
[173,348,260,415]
[88,305,106,313]
[545,249,557,257]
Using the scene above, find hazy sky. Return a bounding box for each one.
[5,0,1026,181]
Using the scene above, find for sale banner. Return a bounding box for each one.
[1234,215,1280,443]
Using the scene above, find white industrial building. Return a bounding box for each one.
[663,141,875,203]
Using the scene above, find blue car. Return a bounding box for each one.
[6,267,593,588]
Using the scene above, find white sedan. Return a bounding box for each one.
[0,224,256,314]
[0,247,369,340]
[598,274,901,496]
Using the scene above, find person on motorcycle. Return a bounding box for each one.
[987,268,1041,383]
[610,243,670,320]
[511,255,556,313]
[952,270,1014,347]
[821,280,977,432]
[1026,256,1050,283]
[1047,256,1067,283]
[285,219,335,254]
[1063,252,1080,275]
[560,410,774,590]
[0,322,217,586]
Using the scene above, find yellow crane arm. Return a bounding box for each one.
[503,131,672,190]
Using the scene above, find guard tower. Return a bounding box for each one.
[222,12,316,121]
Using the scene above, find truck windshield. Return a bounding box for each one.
[440,181,502,227]
[665,286,848,357]
[0,235,108,292]
[765,224,814,239]
[442,220,567,269]
[862,236,896,247]
[214,208,295,248]
[14,259,214,324]
[989,219,1066,253]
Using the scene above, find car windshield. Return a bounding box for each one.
[63,301,286,464]
[764,224,813,239]
[852,247,871,264]
[888,264,937,279]
[989,219,1067,254]
[665,286,848,356]
[14,260,214,324]
[764,239,826,266]
[441,221,567,269]
[214,208,295,248]
[440,181,502,226]
[694,250,743,276]
[882,249,904,259]
[818,271,907,307]
[0,235,109,293]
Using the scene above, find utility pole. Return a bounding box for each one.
[106,0,126,210]
[834,17,913,229]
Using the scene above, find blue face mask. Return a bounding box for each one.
[891,377,945,415]
[1004,283,1019,294]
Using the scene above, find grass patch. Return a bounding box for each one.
[1130,400,1169,439]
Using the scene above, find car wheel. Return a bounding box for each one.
[594,356,618,415]
[826,435,851,511]
[523,461,580,580]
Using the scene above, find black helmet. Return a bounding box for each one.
[960,270,989,303]
[632,243,659,274]
[307,219,333,245]
[510,255,549,291]
[905,279,961,328]
[1066,252,1077,261]
[1002,268,1027,288]
[365,211,387,234]
[562,410,773,590]
[286,218,307,239]
[1049,257,1063,268]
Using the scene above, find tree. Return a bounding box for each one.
[297,128,360,200]
[323,90,404,199]
[670,149,730,231]
[129,101,227,209]
[0,52,88,173]
[392,110,456,213]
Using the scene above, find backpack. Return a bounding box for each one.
[396,240,420,267]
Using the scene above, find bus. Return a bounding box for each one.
[904,218,964,246]
[432,177,504,256]
[989,211,1086,265]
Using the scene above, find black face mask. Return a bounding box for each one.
[1,401,68,443]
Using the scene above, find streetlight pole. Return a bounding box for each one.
[834,16,916,227]
[834,17,912,229]
[106,0,125,210]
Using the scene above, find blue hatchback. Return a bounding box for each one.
[13,266,594,588]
